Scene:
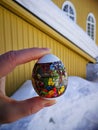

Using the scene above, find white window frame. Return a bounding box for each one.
[62,1,76,22]
[86,13,96,41]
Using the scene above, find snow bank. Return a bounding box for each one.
[0,76,98,130]
[15,0,98,58]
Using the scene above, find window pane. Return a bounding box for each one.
[69,6,74,14]
[91,17,94,23]
[70,16,74,21]
[91,24,94,29]
[88,31,90,35]
[88,23,90,26]
[88,16,90,21]
[63,5,68,12]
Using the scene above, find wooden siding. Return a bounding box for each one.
[0,3,90,96]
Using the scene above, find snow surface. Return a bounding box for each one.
[15,0,98,58]
[0,76,98,130]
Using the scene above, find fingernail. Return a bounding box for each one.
[42,48,51,52]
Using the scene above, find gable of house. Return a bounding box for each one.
[53,0,98,45]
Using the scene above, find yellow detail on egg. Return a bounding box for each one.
[58,86,65,95]
[48,78,54,86]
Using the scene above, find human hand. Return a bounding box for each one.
[0,48,56,123]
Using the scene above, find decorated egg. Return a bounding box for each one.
[32,54,68,98]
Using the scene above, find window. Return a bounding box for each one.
[62,1,76,22]
[86,13,96,41]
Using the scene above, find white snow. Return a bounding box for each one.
[0,76,98,130]
[14,0,98,59]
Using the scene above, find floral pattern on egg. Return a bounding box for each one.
[32,60,68,98]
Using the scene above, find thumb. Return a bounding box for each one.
[1,96,56,123]
[17,97,56,116]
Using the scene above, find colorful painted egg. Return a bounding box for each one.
[32,54,68,98]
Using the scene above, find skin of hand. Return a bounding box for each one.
[0,48,56,123]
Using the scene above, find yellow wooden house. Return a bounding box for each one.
[0,0,98,96]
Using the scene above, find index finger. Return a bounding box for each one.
[0,47,51,77]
